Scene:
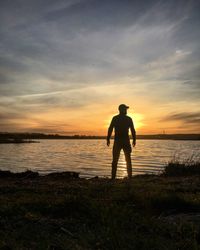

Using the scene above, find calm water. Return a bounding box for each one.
[0,139,200,178]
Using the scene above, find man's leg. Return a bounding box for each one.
[123,144,132,178]
[112,142,121,179]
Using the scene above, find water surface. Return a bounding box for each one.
[0,139,199,178]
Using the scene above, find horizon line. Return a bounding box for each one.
[0,132,200,136]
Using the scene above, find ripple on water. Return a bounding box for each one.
[0,139,199,178]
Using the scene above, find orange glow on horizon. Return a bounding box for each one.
[3,103,199,136]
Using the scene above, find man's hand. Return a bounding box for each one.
[107,139,110,147]
[132,140,136,147]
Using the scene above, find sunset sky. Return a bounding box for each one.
[0,0,199,135]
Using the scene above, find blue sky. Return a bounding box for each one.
[0,0,199,134]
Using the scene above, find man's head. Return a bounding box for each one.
[118,104,129,115]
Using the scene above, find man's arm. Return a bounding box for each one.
[107,118,114,146]
[130,119,136,147]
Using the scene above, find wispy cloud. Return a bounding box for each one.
[0,0,199,133]
[162,112,200,125]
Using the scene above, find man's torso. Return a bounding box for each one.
[112,114,132,142]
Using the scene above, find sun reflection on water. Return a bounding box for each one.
[117,153,128,178]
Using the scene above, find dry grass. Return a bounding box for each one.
[0,172,200,249]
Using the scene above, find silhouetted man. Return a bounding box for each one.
[107,104,136,179]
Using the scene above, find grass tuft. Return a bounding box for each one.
[163,153,200,176]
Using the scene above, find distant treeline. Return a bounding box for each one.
[0,132,200,140]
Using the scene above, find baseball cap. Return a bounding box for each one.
[118,104,129,111]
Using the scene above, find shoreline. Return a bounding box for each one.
[0,139,39,144]
[0,169,200,249]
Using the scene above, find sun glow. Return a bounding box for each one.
[104,112,144,131]
[129,113,144,130]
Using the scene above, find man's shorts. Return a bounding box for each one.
[113,140,132,154]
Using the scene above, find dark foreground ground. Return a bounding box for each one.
[0,173,200,250]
